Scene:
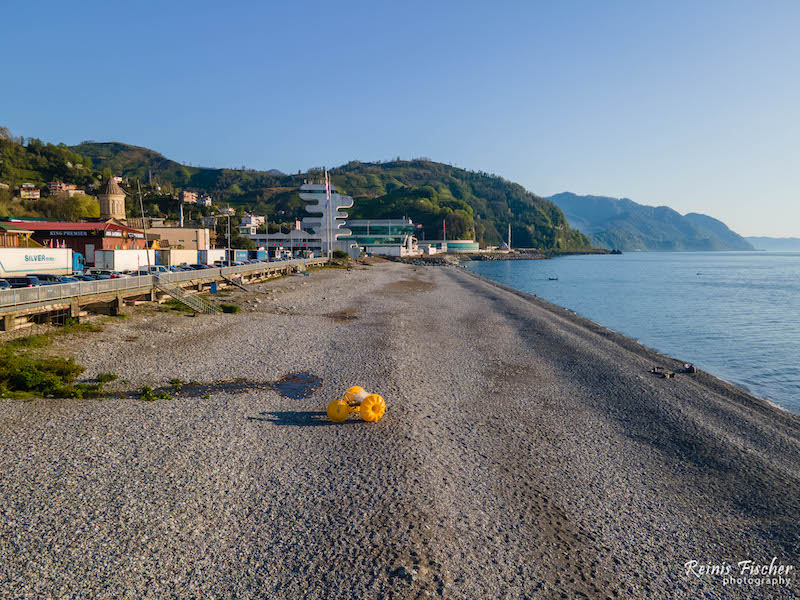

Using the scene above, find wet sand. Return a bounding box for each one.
[1,262,798,599]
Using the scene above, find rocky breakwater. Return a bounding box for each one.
[466,250,547,261]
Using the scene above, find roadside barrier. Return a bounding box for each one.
[0,258,328,312]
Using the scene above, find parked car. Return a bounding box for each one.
[26,273,75,285]
[6,276,42,288]
[74,274,97,282]
[130,265,168,274]
[189,263,213,270]
[88,269,127,279]
[0,279,10,290]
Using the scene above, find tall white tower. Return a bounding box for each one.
[300,182,353,255]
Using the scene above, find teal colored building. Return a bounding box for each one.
[422,239,480,253]
[343,218,416,246]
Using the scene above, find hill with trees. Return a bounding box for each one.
[2,131,590,250]
[0,129,100,220]
[1,129,96,189]
[331,161,589,248]
[549,192,754,251]
[68,141,590,249]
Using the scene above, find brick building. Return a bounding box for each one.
[8,220,148,265]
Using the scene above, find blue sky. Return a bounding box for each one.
[2,0,798,236]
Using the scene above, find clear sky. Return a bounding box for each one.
[2,0,798,236]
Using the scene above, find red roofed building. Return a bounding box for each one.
[7,220,149,265]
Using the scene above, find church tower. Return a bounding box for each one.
[97,177,127,221]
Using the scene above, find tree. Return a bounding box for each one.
[38,194,100,221]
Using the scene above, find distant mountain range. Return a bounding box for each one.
[548,192,754,251]
[745,237,800,251]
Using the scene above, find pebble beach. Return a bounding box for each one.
[1,261,798,599]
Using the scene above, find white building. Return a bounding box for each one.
[199,194,212,207]
[299,183,353,255]
[247,229,321,256]
[240,214,266,227]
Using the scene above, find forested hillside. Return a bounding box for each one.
[331,161,589,248]
[0,130,101,219]
[549,192,754,251]
[66,141,591,249]
[0,131,590,250]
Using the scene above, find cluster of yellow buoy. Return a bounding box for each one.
[327,386,386,423]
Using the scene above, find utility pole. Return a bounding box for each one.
[325,169,332,260]
[226,214,231,266]
[137,180,152,274]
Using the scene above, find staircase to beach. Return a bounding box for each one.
[153,276,221,314]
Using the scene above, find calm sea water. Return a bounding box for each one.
[465,252,800,415]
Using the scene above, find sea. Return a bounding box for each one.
[464,252,800,415]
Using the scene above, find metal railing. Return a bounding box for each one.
[154,275,220,314]
[0,257,327,311]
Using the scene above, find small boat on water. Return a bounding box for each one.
[548,276,558,281]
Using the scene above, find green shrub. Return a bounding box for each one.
[5,335,49,350]
[163,299,195,313]
[97,372,118,384]
[219,304,241,314]
[9,365,64,396]
[0,348,86,397]
[71,382,104,399]
[332,249,349,260]
[140,386,171,401]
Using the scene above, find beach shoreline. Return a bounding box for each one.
[1,261,798,599]
[461,267,800,420]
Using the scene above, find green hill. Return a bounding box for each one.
[549,192,754,251]
[0,134,102,219]
[70,141,201,188]
[331,161,589,248]
[66,142,591,249]
[1,136,96,188]
[70,141,294,198]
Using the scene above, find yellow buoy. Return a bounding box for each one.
[343,385,369,406]
[359,394,386,422]
[326,399,350,422]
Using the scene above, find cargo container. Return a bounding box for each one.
[0,248,84,277]
[250,249,267,260]
[156,249,198,266]
[198,249,226,265]
[94,249,158,272]
[226,249,249,263]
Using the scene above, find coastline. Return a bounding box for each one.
[460,267,800,420]
[1,261,798,599]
